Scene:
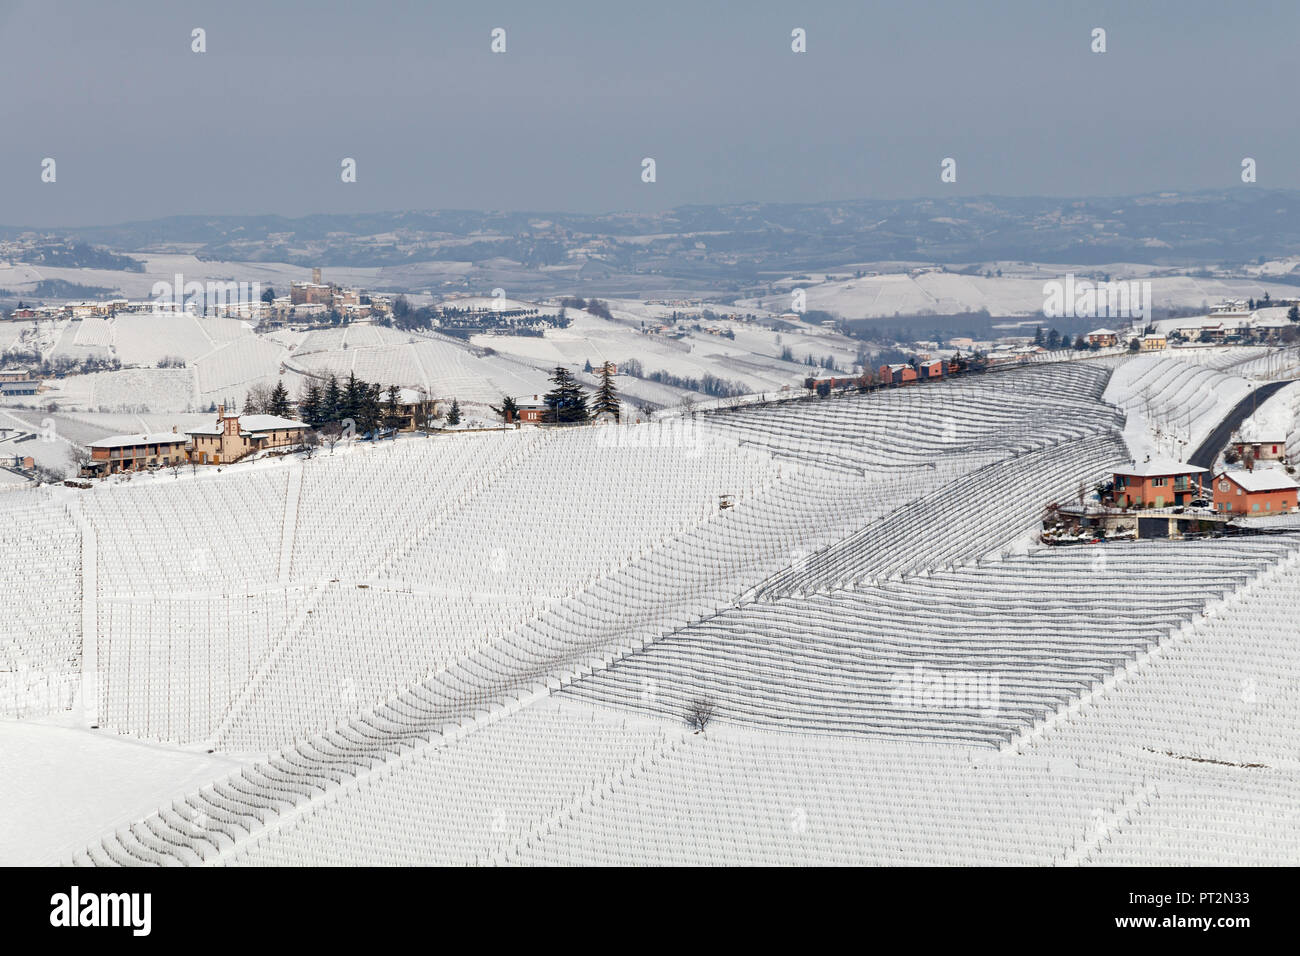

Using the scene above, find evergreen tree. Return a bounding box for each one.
[490,395,519,423]
[322,375,342,424]
[583,358,593,373]
[591,362,621,421]
[268,379,291,417]
[542,366,589,424]
[1033,326,1045,346]
[357,382,382,437]
[299,381,323,427]
[342,372,364,424]
[446,398,461,426]
[1288,305,1300,324]
[385,384,402,433]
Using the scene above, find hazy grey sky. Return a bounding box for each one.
[3,0,1296,226]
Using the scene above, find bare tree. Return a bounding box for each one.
[68,445,92,476]
[243,382,272,415]
[321,422,343,454]
[685,700,716,733]
[32,464,65,485]
[300,430,321,460]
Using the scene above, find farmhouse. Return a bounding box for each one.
[186,406,306,465]
[1141,333,1167,351]
[86,431,189,476]
[1112,459,1207,509]
[513,395,547,424]
[1213,469,1300,515]
[919,358,946,379]
[1231,434,1287,462]
[879,363,918,385]
[1086,328,1119,347]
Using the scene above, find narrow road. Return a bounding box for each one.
[1188,380,1292,470]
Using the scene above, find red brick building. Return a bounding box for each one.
[510,396,547,424]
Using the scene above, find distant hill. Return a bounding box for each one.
[8,190,1300,294]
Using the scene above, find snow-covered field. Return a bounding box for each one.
[3,354,1298,866]
[745,269,1300,319]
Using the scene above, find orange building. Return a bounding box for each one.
[1112,460,1207,509]
[919,359,946,379]
[879,363,918,385]
[1212,469,1300,515]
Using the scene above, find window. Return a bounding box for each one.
[1253,503,1260,511]
[1152,477,1167,487]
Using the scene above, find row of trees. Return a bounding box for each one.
[492,363,621,424]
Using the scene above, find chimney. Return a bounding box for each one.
[218,404,224,418]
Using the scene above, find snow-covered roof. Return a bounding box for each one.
[186,414,305,437]
[1236,428,1287,443]
[1216,469,1300,493]
[89,432,187,449]
[237,414,306,433]
[1114,459,1207,477]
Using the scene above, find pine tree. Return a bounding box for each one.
[357,382,382,437]
[543,366,589,424]
[446,398,461,426]
[268,380,291,417]
[591,362,621,422]
[298,382,322,426]
[490,395,519,423]
[322,375,342,424]
[342,372,364,425]
[385,384,402,433]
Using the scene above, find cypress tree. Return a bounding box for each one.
[446,398,461,426]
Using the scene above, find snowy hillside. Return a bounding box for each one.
[2,355,1297,866]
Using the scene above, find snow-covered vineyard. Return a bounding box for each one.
[3,357,1300,866]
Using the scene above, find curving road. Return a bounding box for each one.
[1188,380,1292,470]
